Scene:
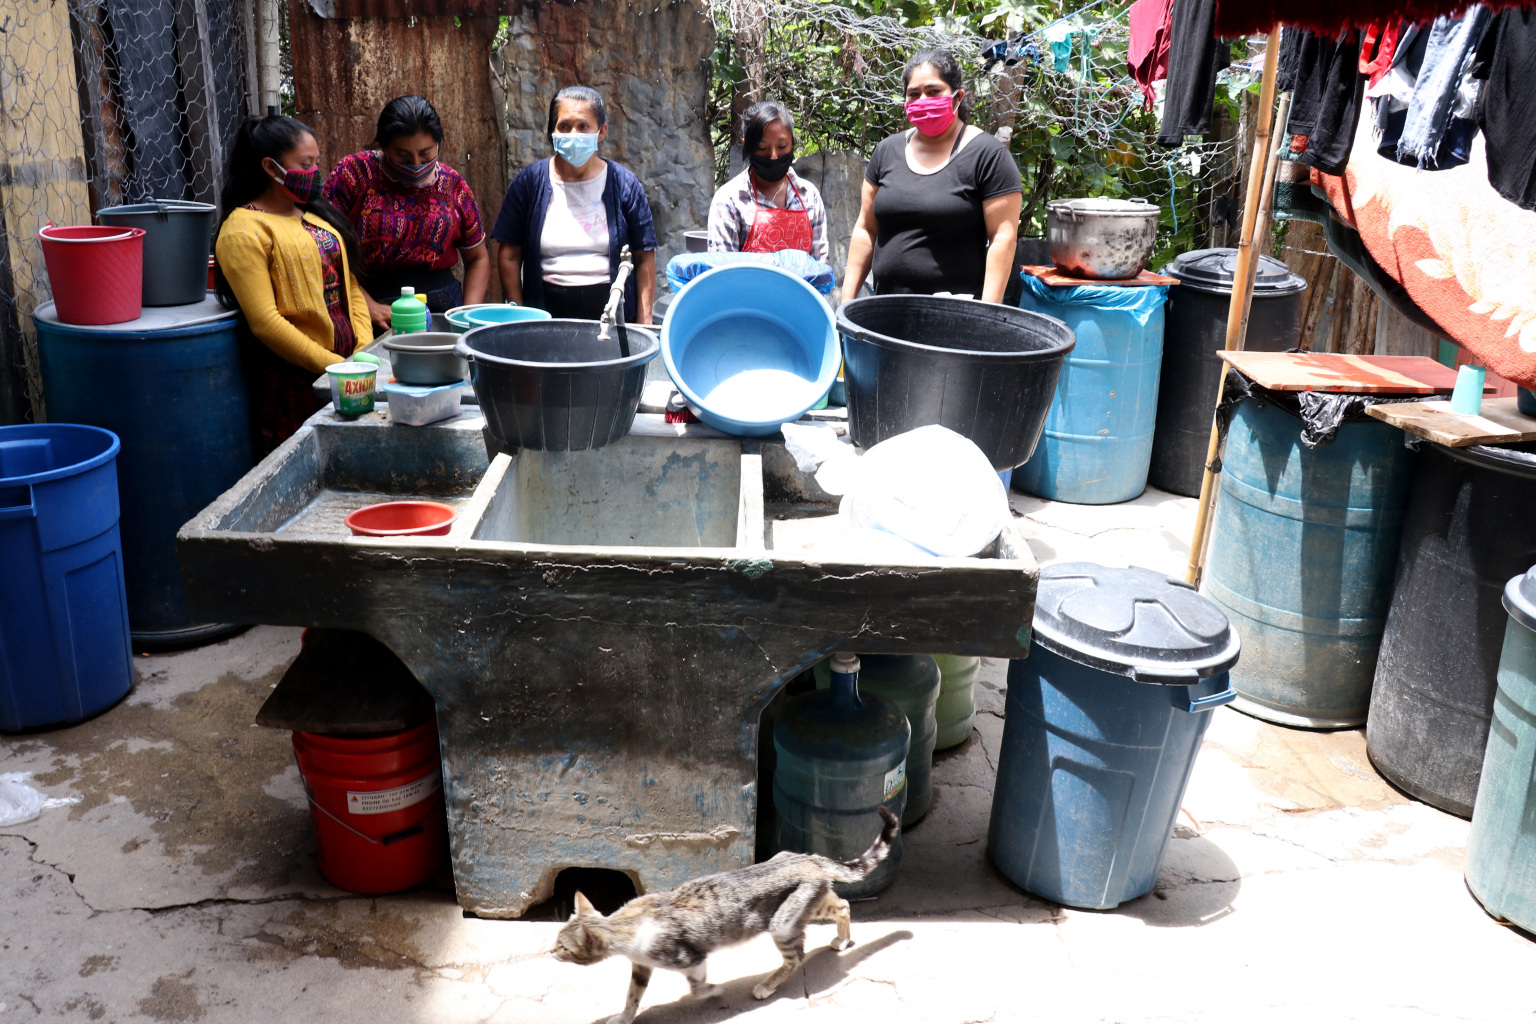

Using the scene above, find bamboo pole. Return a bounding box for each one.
[1184,29,1281,587]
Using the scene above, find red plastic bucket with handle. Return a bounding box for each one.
[38,225,147,325]
[292,720,446,894]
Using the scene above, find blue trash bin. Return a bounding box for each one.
[0,424,133,731]
[988,563,1240,909]
[1464,565,1536,932]
[1014,276,1170,504]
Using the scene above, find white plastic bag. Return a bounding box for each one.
[0,773,79,827]
[838,425,1009,557]
[779,422,862,496]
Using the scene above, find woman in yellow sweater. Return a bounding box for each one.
[215,113,372,457]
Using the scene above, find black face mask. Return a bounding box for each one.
[749,152,794,183]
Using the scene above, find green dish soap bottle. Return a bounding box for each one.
[390,286,427,335]
[814,653,939,825]
[774,652,910,899]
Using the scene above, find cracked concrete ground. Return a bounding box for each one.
[4,485,1535,1023]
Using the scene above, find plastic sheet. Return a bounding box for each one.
[1018,273,1170,325]
[1215,367,1423,458]
[666,250,836,296]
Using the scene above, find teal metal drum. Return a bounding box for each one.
[1203,398,1414,728]
[1465,566,1536,932]
[1014,277,1169,505]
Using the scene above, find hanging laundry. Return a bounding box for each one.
[1041,22,1081,73]
[1213,0,1524,38]
[1157,0,1231,146]
[981,31,1044,74]
[1358,21,1402,87]
[1472,7,1536,211]
[1278,27,1365,176]
[1128,0,1176,109]
[1388,7,1493,169]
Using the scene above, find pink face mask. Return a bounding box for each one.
[905,92,960,137]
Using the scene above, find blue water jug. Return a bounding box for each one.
[814,654,940,825]
[774,652,910,898]
[988,563,1240,909]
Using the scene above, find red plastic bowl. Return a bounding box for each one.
[344,500,457,537]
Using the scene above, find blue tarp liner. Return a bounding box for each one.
[1017,273,1170,325]
[667,250,836,295]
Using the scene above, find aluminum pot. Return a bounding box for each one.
[383,332,468,385]
[1046,197,1159,280]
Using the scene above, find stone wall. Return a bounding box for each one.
[494,0,716,297]
[791,149,866,292]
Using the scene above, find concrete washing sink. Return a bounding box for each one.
[177,406,1038,917]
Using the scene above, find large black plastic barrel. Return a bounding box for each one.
[1148,249,1306,496]
[837,295,1075,471]
[1367,441,1536,818]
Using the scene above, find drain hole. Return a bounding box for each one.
[523,867,639,920]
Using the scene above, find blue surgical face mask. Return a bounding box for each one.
[552,132,601,168]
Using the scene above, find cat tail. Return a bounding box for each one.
[825,806,900,882]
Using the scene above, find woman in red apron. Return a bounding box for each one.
[706,101,829,262]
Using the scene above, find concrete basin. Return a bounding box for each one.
[178,407,1038,917]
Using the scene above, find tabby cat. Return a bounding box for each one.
[552,806,899,1024]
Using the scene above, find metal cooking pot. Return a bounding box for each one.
[383,332,468,385]
[1046,197,1160,280]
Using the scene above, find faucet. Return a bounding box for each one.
[597,245,634,344]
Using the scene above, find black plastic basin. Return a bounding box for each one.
[837,296,1075,470]
[456,321,659,451]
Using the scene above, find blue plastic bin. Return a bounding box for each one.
[662,264,839,436]
[1204,398,1414,729]
[1014,277,1169,504]
[0,424,133,731]
[987,563,1239,909]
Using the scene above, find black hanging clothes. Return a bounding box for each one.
[1157,0,1232,145]
[1280,28,1366,176]
[1473,7,1536,210]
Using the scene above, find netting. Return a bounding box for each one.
[706,0,1254,259]
[0,0,250,422]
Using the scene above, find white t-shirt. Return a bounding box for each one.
[540,160,611,287]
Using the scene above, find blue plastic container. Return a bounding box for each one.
[1204,398,1414,728]
[988,563,1239,909]
[461,305,553,328]
[662,264,839,436]
[774,653,910,898]
[1,424,133,731]
[36,301,251,646]
[1465,566,1536,932]
[1014,277,1169,504]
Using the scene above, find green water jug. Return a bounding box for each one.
[815,653,939,825]
[391,287,427,334]
[775,653,910,898]
[932,654,980,750]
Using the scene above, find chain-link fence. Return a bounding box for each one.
[0,0,253,424]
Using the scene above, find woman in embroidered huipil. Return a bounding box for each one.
[324,95,489,328]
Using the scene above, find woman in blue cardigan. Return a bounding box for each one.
[492,85,657,323]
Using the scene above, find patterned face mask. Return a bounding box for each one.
[271,163,322,204]
[387,156,437,186]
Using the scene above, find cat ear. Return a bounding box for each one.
[573,891,597,918]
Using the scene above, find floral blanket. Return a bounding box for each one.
[1311,125,1536,389]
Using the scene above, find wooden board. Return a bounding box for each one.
[1020,265,1180,288]
[1218,351,1488,394]
[1365,397,1536,447]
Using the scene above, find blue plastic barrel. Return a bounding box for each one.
[987,563,1239,909]
[1,424,133,731]
[36,299,251,647]
[1014,277,1169,504]
[1204,398,1414,728]
[1464,566,1536,932]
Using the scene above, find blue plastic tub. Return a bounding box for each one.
[37,302,250,646]
[1014,276,1169,504]
[0,424,133,731]
[662,264,839,436]
[461,305,553,328]
[1204,398,1414,729]
[987,563,1239,909]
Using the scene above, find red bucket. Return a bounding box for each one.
[293,721,446,894]
[344,500,457,537]
[38,225,147,325]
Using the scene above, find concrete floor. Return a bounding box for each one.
[4,486,1535,1023]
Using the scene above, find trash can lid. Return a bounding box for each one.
[1032,563,1241,684]
[1503,565,1536,632]
[1163,248,1306,297]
